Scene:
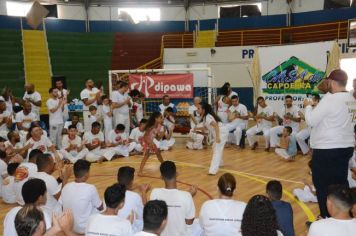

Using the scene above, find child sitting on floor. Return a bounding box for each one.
[1,162,19,204]
[275,126,297,161]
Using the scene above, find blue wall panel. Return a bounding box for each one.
[90,20,185,32]
[292,8,356,26]
[219,14,286,30]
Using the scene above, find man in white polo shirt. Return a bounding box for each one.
[22,83,42,120]
[134,200,168,236]
[308,185,356,236]
[304,69,355,217]
[80,79,101,132]
[150,161,196,236]
[112,81,131,134]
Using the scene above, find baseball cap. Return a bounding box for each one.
[325,69,348,82]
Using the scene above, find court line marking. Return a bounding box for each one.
[100,160,316,221]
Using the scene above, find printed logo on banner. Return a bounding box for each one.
[129,74,193,99]
[261,56,325,94]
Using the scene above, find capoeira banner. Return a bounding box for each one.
[258,41,335,116]
[129,73,193,99]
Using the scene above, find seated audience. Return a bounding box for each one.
[15,102,38,141]
[129,118,147,153]
[308,185,356,236]
[83,122,116,163]
[274,126,297,161]
[60,125,88,163]
[199,173,246,236]
[240,195,283,236]
[85,183,133,236]
[150,161,196,236]
[5,131,32,159]
[63,113,84,136]
[134,200,168,236]
[1,162,19,204]
[158,95,176,114]
[0,150,7,198]
[266,180,295,236]
[0,99,12,140]
[108,124,136,157]
[60,159,103,234]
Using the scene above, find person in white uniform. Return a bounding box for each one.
[85,183,133,236]
[107,124,136,157]
[3,178,51,236]
[60,125,89,163]
[225,95,248,148]
[295,94,320,155]
[150,161,196,236]
[216,85,231,124]
[60,159,103,234]
[0,100,12,140]
[246,96,274,151]
[223,82,238,99]
[0,87,14,114]
[83,122,116,163]
[134,200,168,236]
[1,163,19,204]
[187,97,204,150]
[101,95,113,141]
[54,79,69,122]
[308,185,356,236]
[34,153,72,216]
[22,83,42,120]
[199,173,246,236]
[270,95,301,150]
[129,119,147,153]
[15,102,38,142]
[158,95,176,114]
[112,81,131,134]
[197,103,228,175]
[63,113,84,136]
[80,79,101,132]
[46,88,65,149]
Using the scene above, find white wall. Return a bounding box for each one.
[164,47,256,87]
[57,4,86,20]
[0,0,7,15]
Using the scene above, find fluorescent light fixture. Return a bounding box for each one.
[118,8,160,24]
[6,1,33,17]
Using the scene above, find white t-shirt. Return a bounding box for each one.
[308,218,356,236]
[282,105,300,132]
[108,130,129,145]
[26,136,53,153]
[188,104,201,129]
[80,88,99,111]
[150,188,195,236]
[1,176,16,204]
[112,91,130,114]
[15,111,37,129]
[199,199,246,236]
[159,103,175,114]
[134,232,157,236]
[204,114,223,138]
[23,91,41,118]
[3,206,51,236]
[62,135,83,156]
[60,182,102,234]
[0,96,13,113]
[0,110,11,132]
[4,141,23,150]
[13,162,38,205]
[83,131,104,152]
[129,127,144,143]
[64,121,84,134]
[257,105,274,128]
[46,98,64,125]
[34,172,62,216]
[0,159,7,197]
[228,104,248,127]
[133,101,143,122]
[102,104,112,123]
[85,213,133,236]
[217,96,229,113]
[118,190,144,233]
[305,92,355,149]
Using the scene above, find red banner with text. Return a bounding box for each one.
[129,74,194,98]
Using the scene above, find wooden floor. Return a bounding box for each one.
[0,137,318,235]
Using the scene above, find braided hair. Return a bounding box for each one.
[241,195,279,236]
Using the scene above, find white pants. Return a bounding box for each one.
[293,186,317,203]
[113,143,136,157]
[154,138,175,151]
[275,148,293,160]
[209,126,228,175]
[86,148,116,162]
[60,148,89,163]
[296,127,311,155]
[246,125,270,147]
[49,123,63,149]
[114,113,130,135]
[270,125,298,148]
[104,118,113,142]
[83,111,91,132]
[133,143,143,152]
[187,130,204,150]
[217,111,228,124]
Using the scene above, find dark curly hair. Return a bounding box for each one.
[241,195,279,236]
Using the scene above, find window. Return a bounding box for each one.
[117,8,160,24]
[340,58,356,91]
[219,3,262,18]
[6,1,33,17]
